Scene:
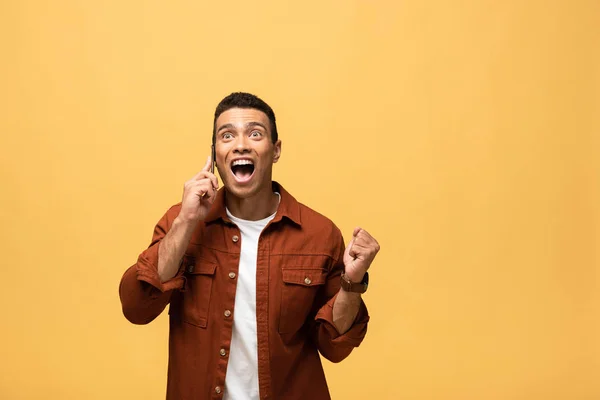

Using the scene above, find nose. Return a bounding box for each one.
[233,135,251,154]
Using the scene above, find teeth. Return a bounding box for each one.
[232,160,254,166]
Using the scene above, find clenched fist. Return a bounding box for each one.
[343,227,380,283]
[178,155,219,223]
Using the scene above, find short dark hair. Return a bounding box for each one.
[212,92,278,145]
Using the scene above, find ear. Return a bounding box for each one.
[273,140,282,163]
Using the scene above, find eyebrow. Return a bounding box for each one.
[216,121,268,133]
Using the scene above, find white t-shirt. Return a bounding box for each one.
[224,194,279,400]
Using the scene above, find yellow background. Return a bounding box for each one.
[1,1,598,399]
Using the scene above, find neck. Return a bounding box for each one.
[226,184,279,221]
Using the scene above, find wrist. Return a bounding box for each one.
[175,212,200,225]
[173,214,200,232]
[340,271,369,294]
[344,269,366,283]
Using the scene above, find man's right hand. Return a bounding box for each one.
[178,155,219,223]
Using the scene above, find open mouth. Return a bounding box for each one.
[231,159,255,183]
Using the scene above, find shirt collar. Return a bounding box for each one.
[204,181,302,226]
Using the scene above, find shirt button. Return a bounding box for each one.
[224,310,231,317]
[232,235,239,243]
[229,272,236,279]
[215,386,222,394]
[304,277,312,285]
[187,265,194,273]
[220,348,227,356]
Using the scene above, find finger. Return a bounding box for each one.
[348,240,359,259]
[354,228,374,240]
[351,243,380,263]
[348,227,361,251]
[355,230,379,248]
[353,234,374,248]
[201,186,217,200]
[203,173,219,190]
[197,185,216,200]
[207,183,219,200]
[190,177,213,188]
[191,156,212,180]
[353,227,362,237]
[191,171,219,191]
[210,173,219,190]
[349,242,369,256]
[202,155,212,172]
[190,179,215,197]
[345,235,356,258]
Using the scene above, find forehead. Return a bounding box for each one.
[216,107,270,131]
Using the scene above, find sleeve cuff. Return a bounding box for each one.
[135,245,185,294]
[315,292,370,348]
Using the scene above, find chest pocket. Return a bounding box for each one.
[279,267,327,334]
[173,258,217,328]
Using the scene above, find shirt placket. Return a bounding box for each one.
[256,228,272,399]
[213,225,242,399]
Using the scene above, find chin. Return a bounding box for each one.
[223,181,259,199]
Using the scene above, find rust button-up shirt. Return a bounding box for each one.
[119,182,369,400]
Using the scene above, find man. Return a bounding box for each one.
[119,92,380,399]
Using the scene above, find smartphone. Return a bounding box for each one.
[211,144,216,174]
[201,145,217,199]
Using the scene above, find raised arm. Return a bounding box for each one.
[332,227,379,333]
[119,155,219,324]
[310,227,379,362]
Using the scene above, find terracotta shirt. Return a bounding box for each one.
[119,182,369,400]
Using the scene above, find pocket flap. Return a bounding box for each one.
[185,261,217,275]
[282,268,326,286]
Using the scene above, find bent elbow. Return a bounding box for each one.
[122,308,147,325]
[121,303,156,325]
[319,347,352,364]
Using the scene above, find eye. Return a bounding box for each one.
[250,130,262,138]
[222,132,233,140]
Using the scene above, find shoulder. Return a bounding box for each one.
[154,202,183,229]
[277,182,344,245]
[293,202,346,263]
[297,202,343,242]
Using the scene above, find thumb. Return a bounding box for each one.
[344,235,356,260]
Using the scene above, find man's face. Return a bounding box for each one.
[214,107,281,199]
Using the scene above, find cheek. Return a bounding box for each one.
[215,148,229,167]
[215,157,228,177]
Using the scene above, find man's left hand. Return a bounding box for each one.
[343,227,380,282]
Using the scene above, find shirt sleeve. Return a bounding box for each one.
[311,228,370,363]
[118,206,186,325]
